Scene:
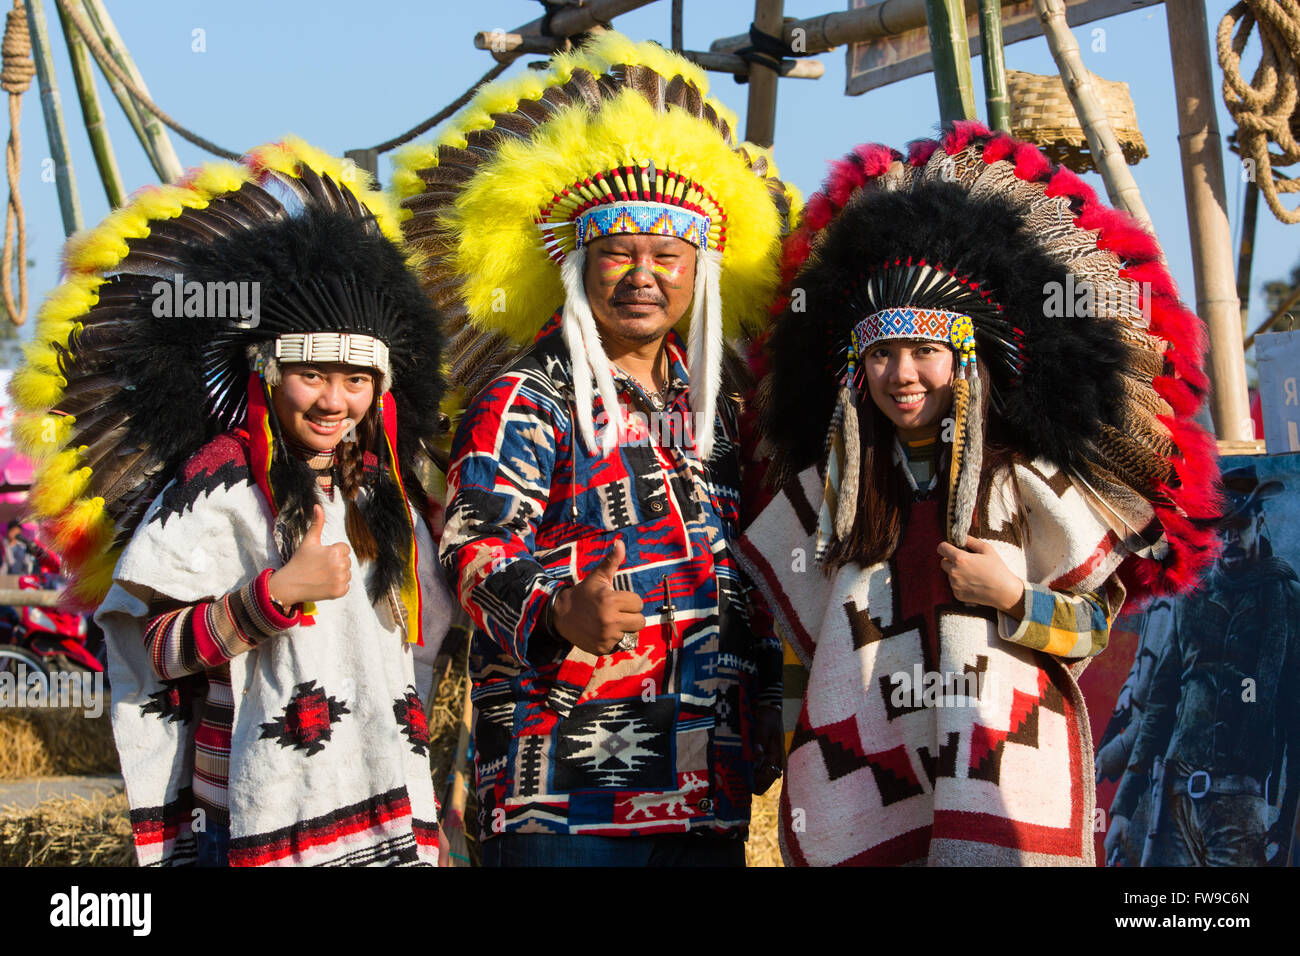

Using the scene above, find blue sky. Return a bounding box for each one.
[10,0,1292,356]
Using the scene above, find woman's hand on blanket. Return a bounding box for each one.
[936,538,1025,615]
[552,538,646,656]
[268,505,353,607]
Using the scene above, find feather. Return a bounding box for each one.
[486,110,541,139]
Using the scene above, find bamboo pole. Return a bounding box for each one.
[473,32,823,78]
[55,0,122,208]
[1236,178,1259,333]
[1166,0,1250,441]
[482,0,660,64]
[22,0,80,235]
[978,0,1010,131]
[712,0,956,55]
[746,0,785,147]
[77,0,181,182]
[923,0,977,122]
[70,0,153,177]
[1033,0,1153,230]
[689,50,822,78]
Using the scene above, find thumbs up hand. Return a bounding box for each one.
[268,505,353,608]
[551,538,646,656]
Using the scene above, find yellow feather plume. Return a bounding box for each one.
[50,495,110,553]
[13,411,73,458]
[31,449,92,517]
[8,365,65,413]
[68,551,120,611]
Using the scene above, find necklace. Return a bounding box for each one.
[615,349,670,410]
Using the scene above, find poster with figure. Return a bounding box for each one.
[1081,452,1300,866]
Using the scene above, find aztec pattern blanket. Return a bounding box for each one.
[737,459,1135,865]
[96,434,450,866]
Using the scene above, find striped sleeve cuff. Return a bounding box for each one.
[246,568,304,633]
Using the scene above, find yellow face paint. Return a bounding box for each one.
[595,258,637,284]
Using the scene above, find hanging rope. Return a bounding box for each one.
[370,59,510,155]
[1,0,34,326]
[1218,0,1300,224]
[54,0,239,160]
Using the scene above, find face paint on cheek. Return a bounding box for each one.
[651,260,691,287]
[596,259,635,286]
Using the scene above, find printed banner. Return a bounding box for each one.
[845,0,1159,95]
[1082,452,1300,866]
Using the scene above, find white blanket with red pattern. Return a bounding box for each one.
[737,459,1133,866]
[96,461,449,867]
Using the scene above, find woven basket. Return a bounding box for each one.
[1008,70,1148,174]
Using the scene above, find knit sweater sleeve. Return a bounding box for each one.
[142,568,303,681]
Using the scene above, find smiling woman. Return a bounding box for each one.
[739,125,1219,868]
[271,363,375,453]
[861,340,955,439]
[14,138,453,867]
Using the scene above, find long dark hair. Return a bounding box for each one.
[268,390,411,603]
[820,359,1017,571]
[818,397,914,571]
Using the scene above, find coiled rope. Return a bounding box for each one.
[2,0,34,325]
[1218,0,1300,224]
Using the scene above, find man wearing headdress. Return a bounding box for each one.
[394,36,794,865]
[1110,466,1300,866]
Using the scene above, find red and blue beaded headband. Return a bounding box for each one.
[849,307,978,372]
[576,202,711,253]
[535,160,728,262]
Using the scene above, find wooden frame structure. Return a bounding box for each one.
[474,0,1249,442]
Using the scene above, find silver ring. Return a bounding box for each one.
[617,632,638,651]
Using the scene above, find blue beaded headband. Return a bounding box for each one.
[575,202,711,253]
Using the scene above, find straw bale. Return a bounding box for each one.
[746,782,784,867]
[0,790,134,867]
[0,707,119,779]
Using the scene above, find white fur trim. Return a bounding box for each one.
[687,248,724,460]
[560,249,623,457]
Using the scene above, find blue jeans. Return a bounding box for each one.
[481,832,746,867]
[196,820,231,867]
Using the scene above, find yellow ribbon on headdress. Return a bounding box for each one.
[378,393,424,645]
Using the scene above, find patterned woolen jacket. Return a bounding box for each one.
[441,321,782,840]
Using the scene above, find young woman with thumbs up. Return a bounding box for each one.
[71,146,453,868]
[114,357,453,868]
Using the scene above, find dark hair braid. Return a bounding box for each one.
[337,406,380,563]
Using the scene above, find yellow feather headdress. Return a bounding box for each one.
[393,32,800,459]
[10,137,440,612]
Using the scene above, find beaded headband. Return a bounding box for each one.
[274,331,391,377]
[576,202,710,252]
[535,161,727,261]
[849,307,977,372]
[248,332,392,390]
